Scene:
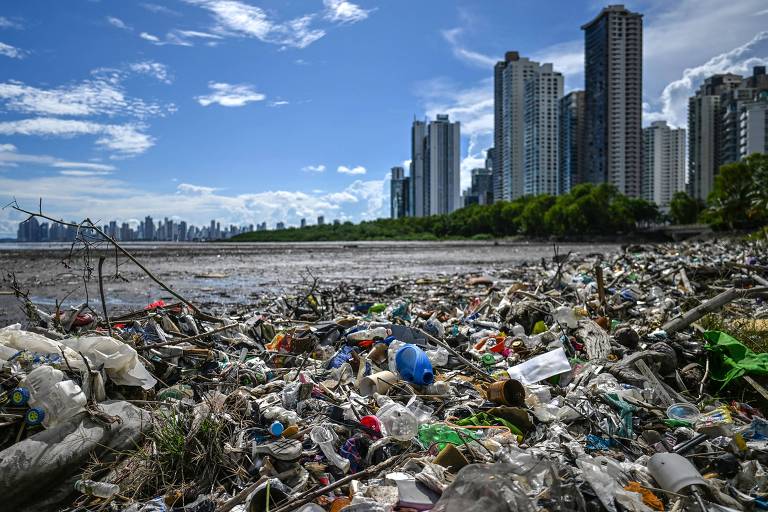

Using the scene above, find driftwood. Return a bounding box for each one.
[662,286,768,334]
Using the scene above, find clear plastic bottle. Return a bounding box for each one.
[375,395,418,441]
[347,327,391,342]
[425,346,449,367]
[387,340,405,374]
[21,366,87,428]
[75,479,119,498]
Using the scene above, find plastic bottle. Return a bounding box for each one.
[310,425,351,473]
[347,327,390,342]
[375,395,418,441]
[553,306,579,329]
[20,365,87,428]
[387,339,405,374]
[74,479,119,498]
[425,346,449,367]
[394,344,434,386]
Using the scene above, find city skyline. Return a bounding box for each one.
[2,1,768,236]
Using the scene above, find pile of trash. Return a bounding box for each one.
[2,238,768,512]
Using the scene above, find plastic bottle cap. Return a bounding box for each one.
[269,420,285,436]
[25,407,45,426]
[11,387,30,406]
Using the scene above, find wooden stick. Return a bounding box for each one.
[97,256,113,337]
[662,286,768,334]
[215,476,268,512]
[413,327,494,383]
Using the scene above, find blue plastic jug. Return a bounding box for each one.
[395,344,434,386]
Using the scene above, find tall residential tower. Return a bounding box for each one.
[582,5,644,197]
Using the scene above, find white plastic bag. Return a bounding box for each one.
[507,347,571,385]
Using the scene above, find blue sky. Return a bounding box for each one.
[1,0,767,236]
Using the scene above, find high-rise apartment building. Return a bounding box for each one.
[740,93,768,159]
[688,72,749,200]
[410,114,461,216]
[642,121,686,210]
[462,167,494,206]
[582,5,643,197]
[389,166,410,219]
[559,91,586,195]
[523,63,563,196]
[494,52,538,200]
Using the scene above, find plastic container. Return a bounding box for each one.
[310,425,350,473]
[20,365,87,428]
[376,396,418,441]
[395,344,434,386]
[75,479,120,498]
[347,327,390,342]
[425,346,449,367]
[666,403,700,422]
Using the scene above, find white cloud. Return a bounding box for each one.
[643,31,768,127]
[140,3,182,16]
[177,183,218,194]
[337,165,366,175]
[53,161,116,172]
[196,82,266,107]
[0,17,23,29]
[59,169,113,176]
[323,0,373,24]
[441,28,496,68]
[418,78,493,137]
[141,29,223,47]
[269,100,289,107]
[0,75,173,118]
[129,60,172,84]
[185,0,326,49]
[0,145,118,173]
[302,164,326,173]
[0,41,25,59]
[140,32,161,42]
[106,16,132,31]
[0,118,154,156]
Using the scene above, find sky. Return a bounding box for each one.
[1,0,767,237]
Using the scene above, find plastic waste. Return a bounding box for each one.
[19,365,87,428]
[347,327,390,342]
[425,346,449,367]
[553,306,580,329]
[311,425,351,473]
[395,344,434,386]
[375,395,418,441]
[74,479,120,498]
[507,347,571,385]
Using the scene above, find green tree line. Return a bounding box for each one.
[670,153,768,229]
[232,183,661,242]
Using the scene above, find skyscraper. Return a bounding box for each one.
[642,121,686,210]
[688,73,742,200]
[559,90,586,195]
[409,120,427,216]
[740,92,768,159]
[582,5,643,197]
[494,52,538,200]
[523,63,563,196]
[389,166,410,219]
[410,114,461,216]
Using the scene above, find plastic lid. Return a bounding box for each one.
[666,403,700,422]
[25,407,45,426]
[11,387,30,406]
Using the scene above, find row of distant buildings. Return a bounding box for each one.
[16,214,343,242]
[391,4,768,219]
